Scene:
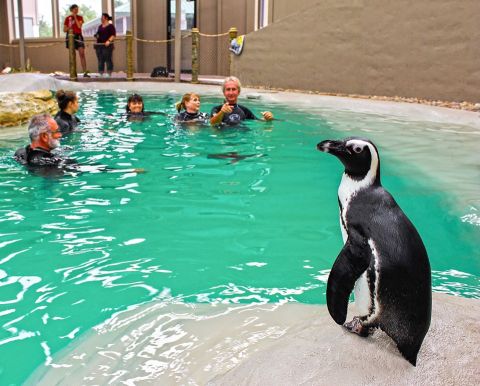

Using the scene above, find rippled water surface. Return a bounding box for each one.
[0,91,478,384]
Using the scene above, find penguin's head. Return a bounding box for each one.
[317,137,381,184]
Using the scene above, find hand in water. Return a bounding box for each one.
[261,111,274,121]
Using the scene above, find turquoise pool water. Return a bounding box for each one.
[0,91,479,384]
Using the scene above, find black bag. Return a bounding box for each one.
[150,66,169,78]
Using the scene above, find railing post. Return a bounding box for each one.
[68,28,77,81]
[191,28,199,84]
[126,30,134,81]
[228,27,238,76]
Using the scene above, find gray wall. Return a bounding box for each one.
[233,0,480,102]
[197,0,255,76]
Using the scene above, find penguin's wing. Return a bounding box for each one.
[327,228,372,324]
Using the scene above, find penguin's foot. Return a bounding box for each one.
[343,317,371,337]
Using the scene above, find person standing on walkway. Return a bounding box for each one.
[94,13,116,77]
[63,4,89,77]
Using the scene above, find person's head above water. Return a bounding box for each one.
[176,93,201,113]
[222,76,241,105]
[56,89,78,114]
[127,94,144,113]
[28,114,62,151]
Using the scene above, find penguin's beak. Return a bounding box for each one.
[317,140,347,155]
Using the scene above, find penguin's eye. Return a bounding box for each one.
[353,146,363,154]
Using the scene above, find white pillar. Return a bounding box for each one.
[17,0,26,70]
[174,0,181,82]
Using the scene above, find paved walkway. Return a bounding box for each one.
[53,71,225,85]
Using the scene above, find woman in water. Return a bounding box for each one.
[175,93,209,123]
[54,90,81,134]
[125,94,165,121]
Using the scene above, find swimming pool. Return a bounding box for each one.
[0,86,479,384]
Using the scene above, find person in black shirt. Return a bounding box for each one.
[14,114,78,177]
[175,92,209,124]
[15,114,144,177]
[54,89,81,134]
[210,76,274,126]
[94,13,116,77]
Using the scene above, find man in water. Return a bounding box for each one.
[210,76,274,125]
[15,114,144,177]
[14,113,74,168]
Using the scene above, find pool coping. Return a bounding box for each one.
[1,73,479,130]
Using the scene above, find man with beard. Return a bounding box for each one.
[14,114,72,168]
[14,114,73,169]
[14,114,144,177]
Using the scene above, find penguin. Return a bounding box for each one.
[316,137,431,366]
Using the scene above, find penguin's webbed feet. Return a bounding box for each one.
[343,316,371,337]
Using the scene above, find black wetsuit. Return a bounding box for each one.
[54,110,81,134]
[14,146,77,177]
[210,104,256,125]
[175,111,209,123]
[126,111,165,122]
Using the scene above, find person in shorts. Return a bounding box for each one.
[64,4,90,77]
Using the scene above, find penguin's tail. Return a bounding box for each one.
[397,342,420,366]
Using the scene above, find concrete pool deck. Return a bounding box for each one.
[1,73,479,130]
[27,293,479,385]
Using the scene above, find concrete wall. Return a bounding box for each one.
[233,0,480,102]
[0,0,12,68]
[269,0,320,24]
[135,0,168,73]
[197,0,255,76]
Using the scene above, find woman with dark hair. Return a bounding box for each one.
[126,94,144,114]
[54,90,81,134]
[94,13,116,77]
[125,94,166,121]
[63,4,89,77]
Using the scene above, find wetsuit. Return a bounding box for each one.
[54,110,81,134]
[175,111,209,123]
[210,104,256,125]
[14,146,78,177]
[126,111,165,122]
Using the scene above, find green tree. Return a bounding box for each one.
[115,0,127,6]
[39,17,52,37]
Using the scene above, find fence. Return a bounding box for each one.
[1,27,237,82]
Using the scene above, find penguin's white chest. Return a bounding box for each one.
[337,174,360,244]
[337,174,379,317]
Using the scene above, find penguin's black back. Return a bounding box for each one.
[347,185,432,365]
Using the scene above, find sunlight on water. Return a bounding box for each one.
[0,91,478,385]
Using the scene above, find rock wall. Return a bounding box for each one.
[0,90,58,127]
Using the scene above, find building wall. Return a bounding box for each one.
[135,0,168,73]
[233,0,480,102]
[197,0,255,76]
[268,0,320,24]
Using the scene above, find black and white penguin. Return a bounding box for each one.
[317,137,431,366]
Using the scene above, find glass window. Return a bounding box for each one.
[59,0,102,37]
[114,0,131,35]
[170,0,196,34]
[13,0,53,38]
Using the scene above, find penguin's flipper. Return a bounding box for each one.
[327,228,372,325]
